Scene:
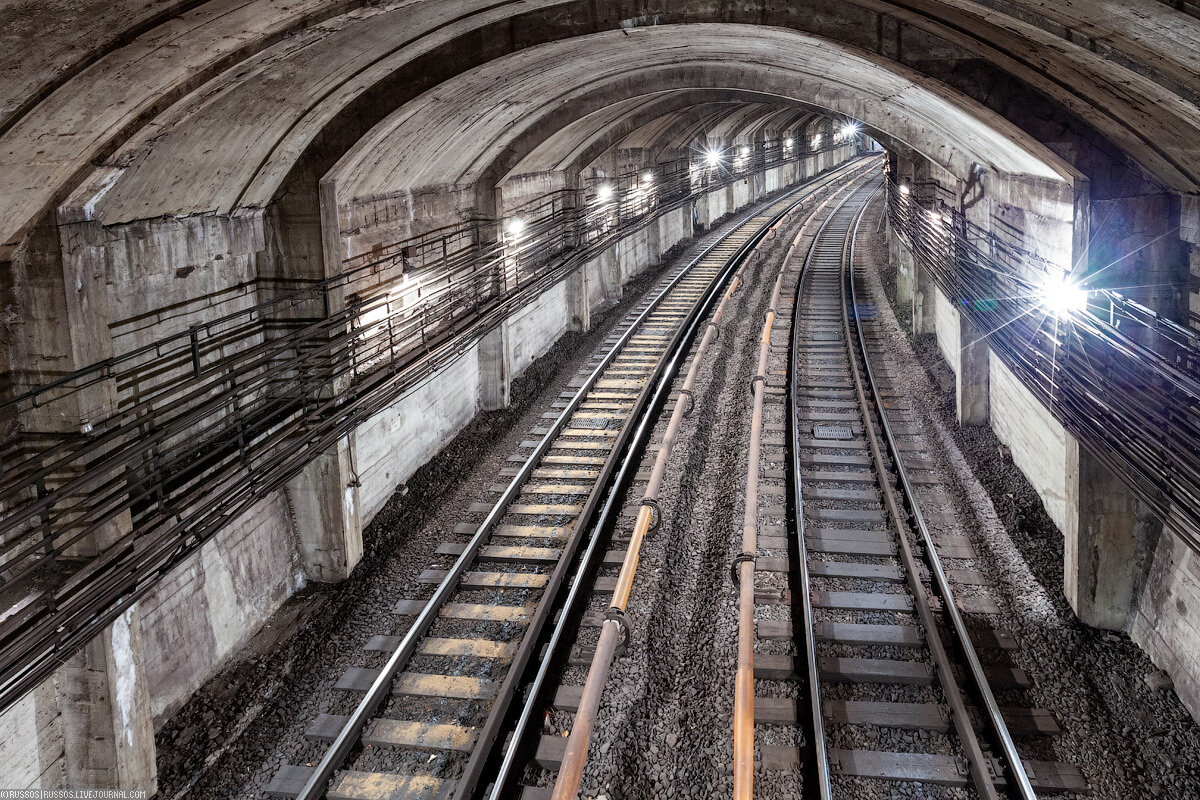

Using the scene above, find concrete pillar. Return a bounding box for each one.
[285,437,363,582]
[567,266,591,333]
[271,177,365,581]
[1065,442,1161,630]
[913,259,937,335]
[1089,194,1188,327]
[478,324,511,411]
[36,189,135,559]
[59,605,157,793]
[888,216,915,308]
[955,312,990,425]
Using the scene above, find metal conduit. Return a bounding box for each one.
[885,176,1200,556]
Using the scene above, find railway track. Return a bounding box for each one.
[263,158,875,800]
[736,179,1090,797]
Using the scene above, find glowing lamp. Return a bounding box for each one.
[596,184,614,203]
[642,172,654,185]
[1041,274,1088,317]
[785,138,794,147]
[506,218,525,236]
[899,184,911,195]
[705,150,723,166]
[841,123,860,138]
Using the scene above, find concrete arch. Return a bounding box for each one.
[328,24,1075,217]
[507,91,794,178]
[0,0,1196,257]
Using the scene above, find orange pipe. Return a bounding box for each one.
[734,187,845,799]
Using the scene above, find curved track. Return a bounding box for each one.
[263,159,875,800]
[747,180,1090,799]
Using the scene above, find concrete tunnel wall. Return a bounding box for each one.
[0,150,860,791]
[3,0,1200,790]
[889,153,1200,723]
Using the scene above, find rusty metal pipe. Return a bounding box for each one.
[733,185,849,799]
[734,236,788,799]
[552,200,821,800]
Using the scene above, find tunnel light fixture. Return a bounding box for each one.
[785,137,794,148]
[899,183,911,195]
[840,122,860,138]
[739,146,750,157]
[642,171,654,185]
[506,218,525,236]
[811,133,822,148]
[1041,273,1089,317]
[596,184,614,203]
[705,149,723,167]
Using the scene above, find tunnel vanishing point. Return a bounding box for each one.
[1,0,1200,795]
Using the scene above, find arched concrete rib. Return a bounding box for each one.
[325,24,1074,216]
[2,0,1197,257]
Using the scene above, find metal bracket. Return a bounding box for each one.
[730,551,756,587]
[749,375,765,397]
[679,389,695,418]
[604,607,631,656]
[643,498,661,531]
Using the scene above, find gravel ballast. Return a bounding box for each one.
[153,196,795,800]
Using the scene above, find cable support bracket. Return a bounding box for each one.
[730,551,756,587]
[749,374,765,397]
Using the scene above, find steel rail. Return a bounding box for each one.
[730,178,867,798]
[492,165,878,800]
[784,186,875,800]
[547,177,855,800]
[292,178,831,800]
[835,184,993,796]
[850,190,1038,800]
[834,183,1001,800]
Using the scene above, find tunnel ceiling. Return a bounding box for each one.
[327,25,1079,217]
[1,0,1199,255]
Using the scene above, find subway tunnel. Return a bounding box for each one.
[1,1,1199,797]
